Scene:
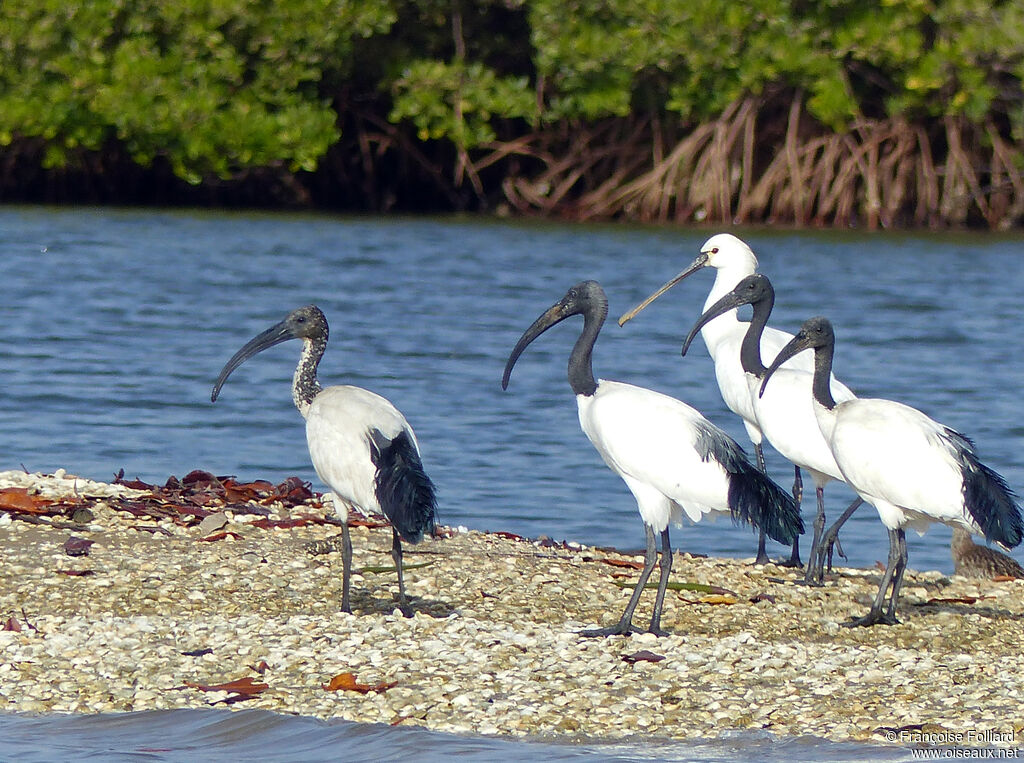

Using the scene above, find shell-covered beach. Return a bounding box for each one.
[1,469,1021,750]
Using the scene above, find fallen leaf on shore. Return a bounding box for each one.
[322,672,397,693]
[0,488,54,513]
[181,648,214,657]
[992,575,1020,582]
[2,617,21,632]
[611,580,737,595]
[183,676,269,703]
[923,595,994,605]
[749,592,776,604]
[493,531,525,541]
[622,650,665,664]
[198,531,244,542]
[112,470,156,491]
[693,594,737,605]
[63,536,94,557]
[252,660,270,674]
[602,559,644,570]
[57,569,95,577]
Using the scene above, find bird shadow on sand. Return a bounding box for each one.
[347,591,456,618]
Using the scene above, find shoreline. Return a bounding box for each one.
[1,469,1022,749]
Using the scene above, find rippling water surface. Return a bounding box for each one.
[1,207,1022,758]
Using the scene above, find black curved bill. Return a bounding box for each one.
[211,321,294,402]
[501,302,571,390]
[681,289,751,357]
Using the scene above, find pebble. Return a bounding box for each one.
[0,469,1022,747]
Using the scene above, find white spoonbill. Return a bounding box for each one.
[502,280,802,637]
[760,316,1023,626]
[211,305,437,617]
[682,274,863,585]
[620,233,848,566]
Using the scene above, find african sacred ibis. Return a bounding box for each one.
[211,305,437,617]
[502,280,802,637]
[760,316,1023,626]
[620,233,843,566]
[681,274,863,585]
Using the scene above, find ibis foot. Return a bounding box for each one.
[842,611,899,628]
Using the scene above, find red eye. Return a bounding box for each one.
[711,247,719,254]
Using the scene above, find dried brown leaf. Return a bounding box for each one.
[602,558,644,570]
[198,531,244,543]
[322,672,397,693]
[0,487,54,513]
[2,617,22,632]
[185,676,269,697]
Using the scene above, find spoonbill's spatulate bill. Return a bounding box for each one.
[620,234,847,567]
[682,274,863,585]
[211,305,437,617]
[760,316,1023,626]
[502,280,802,637]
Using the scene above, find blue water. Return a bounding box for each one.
[1,206,1022,758]
[0,708,917,762]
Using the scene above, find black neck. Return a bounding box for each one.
[293,336,326,410]
[739,294,772,377]
[568,297,606,397]
[811,339,837,410]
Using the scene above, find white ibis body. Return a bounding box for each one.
[682,274,863,585]
[620,233,844,565]
[760,317,1023,626]
[502,281,802,637]
[211,305,437,616]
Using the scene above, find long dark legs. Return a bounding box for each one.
[392,528,414,618]
[811,496,863,582]
[802,485,829,585]
[778,466,804,568]
[844,527,904,627]
[648,529,673,636]
[340,519,353,613]
[582,524,660,637]
[753,443,771,565]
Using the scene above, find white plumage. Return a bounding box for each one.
[761,316,1023,626]
[503,280,801,637]
[620,233,836,565]
[212,305,436,617]
[305,386,418,523]
[578,381,739,529]
[683,273,863,583]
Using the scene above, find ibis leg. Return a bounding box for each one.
[803,485,828,586]
[778,466,804,568]
[648,529,673,637]
[844,527,901,627]
[340,520,353,613]
[885,529,908,621]
[582,524,658,637]
[818,497,863,577]
[392,528,414,618]
[753,444,770,566]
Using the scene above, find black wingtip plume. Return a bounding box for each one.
[727,461,804,546]
[371,430,438,543]
[956,442,1024,549]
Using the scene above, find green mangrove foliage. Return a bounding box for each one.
[3,0,1024,226]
